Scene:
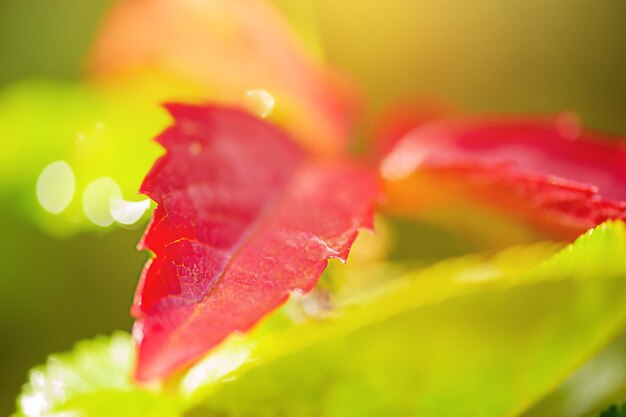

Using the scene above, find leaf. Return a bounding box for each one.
[0,79,174,235]
[380,114,626,242]
[12,332,182,417]
[192,222,626,416]
[600,404,626,417]
[88,0,358,155]
[133,103,378,381]
[369,99,454,159]
[522,333,626,417]
[14,222,626,416]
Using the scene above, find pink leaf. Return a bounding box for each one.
[381,113,626,239]
[133,104,378,381]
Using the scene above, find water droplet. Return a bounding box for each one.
[285,288,333,323]
[243,89,275,118]
[36,161,75,214]
[82,177,122,227]
[110,197,150,225]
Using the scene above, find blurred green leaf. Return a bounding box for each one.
[600,403,626,417]
[197,222,626,416]
[0,78,180,235]
[13,222,626,417]
[522,333,626,417]
[11,332,181,417]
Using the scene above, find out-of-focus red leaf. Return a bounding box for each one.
[133,104,378,381]
[381,113,626,239]
[88,0,358,155]
[369,99,454,160]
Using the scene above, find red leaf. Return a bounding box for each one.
[88,0,359,156]
[381,113,626,239]
[369,99,454,160]
[133,104,378,381]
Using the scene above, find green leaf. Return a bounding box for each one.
[195,222,626,416]
[600,404,626,417]
[13,222,626,417]
[0,78,175,235]
[12,332,182,417]
[522,333,626,417]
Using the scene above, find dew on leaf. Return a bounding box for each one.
[243,89,275,118]
[82,177,122,227]
[110,197,151,225]
[285,288,334,323]
[36,160,76,214]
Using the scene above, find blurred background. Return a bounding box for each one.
[0,0,625,414]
